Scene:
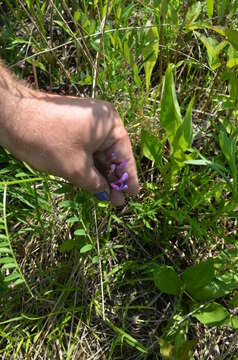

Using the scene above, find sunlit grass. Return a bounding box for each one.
[0,0,238,359]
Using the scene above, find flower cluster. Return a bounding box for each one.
[109,153,128,191]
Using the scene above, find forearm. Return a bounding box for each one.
[0,60,32,150]
[0,66,16,149]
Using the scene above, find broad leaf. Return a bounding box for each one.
[231,316,238,329]
[225,28,238,51]
[142,23,159,92]
[59,240,76,253]
[211,27,238,51]
[74,229,86,236]
[193,272,238,301]
[141,129,162,165]
[153,265,182,295]
[185,2,201,26]
[80,244,93,254]
[227,58,238,68]
[160,64,182,147]
[181,259,214,295]
[228,293,238,308]
[196,33,228,70]
[193,302,229,326]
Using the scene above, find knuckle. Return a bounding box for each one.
[65,163,82,185]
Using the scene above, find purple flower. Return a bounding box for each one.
[108,153,129,192]
[110,172,129,191]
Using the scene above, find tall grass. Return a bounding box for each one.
[0,0,238,358]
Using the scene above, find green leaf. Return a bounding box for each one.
[142,23,159,92]
[160,0,169,17]
[133,63,142,86]
[153,265,183,295]
[196,33,228,70]
[74,9,81,23]
[4,272,20,283]
[227,58,238,68]
[0,242,9,248]
[67,216,80,225]
[193,302,229,326]
[181,259,214,295]
[193,272,238,301]
[123,41,133,65]
[230,316,238,329]
[59,240,76,253]
[177,339,198,360]
[0,248,10,254]
[141,129,162,165]
[185,2,201,25]
[160,64,182,148]
[228,292,238,308]
[211,27,238,51]
[0,257,15,265]
[159,338,174,359]
[74,229,86,236]
[219,129,237,182]
[13,278,25,286]
[185,159,210,166]
[217,0,229,17]
[225,28,238,51]
[80,244,93,254]
[172,97,194,164]
[207,0,214,19]
[2,263,17,270]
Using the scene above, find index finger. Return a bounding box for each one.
[106,126,139,197]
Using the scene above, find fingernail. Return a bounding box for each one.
[95,191,110,201]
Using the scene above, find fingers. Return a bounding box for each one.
[94,122,139,206]
[67,152,110,194]
[105,128,139,197]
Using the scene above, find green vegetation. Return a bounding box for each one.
[1,0,238,358]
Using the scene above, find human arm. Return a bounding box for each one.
[0,60,139,205]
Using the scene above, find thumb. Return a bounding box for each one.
[79,153,110,196]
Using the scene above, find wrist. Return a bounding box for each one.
[0,84,33,153]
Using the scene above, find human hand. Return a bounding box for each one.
[4,92,139,206]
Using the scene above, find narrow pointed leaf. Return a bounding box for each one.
[0,242,9,248]
[207,0,214,18]
[0,248,10,254]
[2,263,17,270]
[172,97,194,163]
[142,23,159,92]
[160,64,182,148]
[0,257,15,264]
[13,279,25,286]
[4,272,20,283]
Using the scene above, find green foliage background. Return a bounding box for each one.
[0,0,238,358]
